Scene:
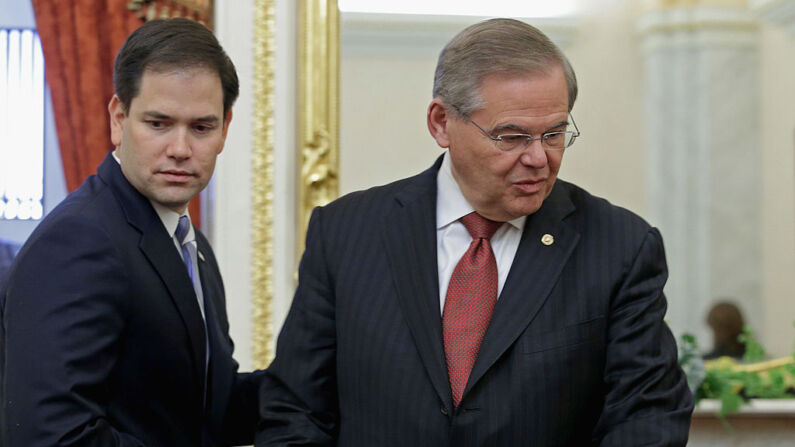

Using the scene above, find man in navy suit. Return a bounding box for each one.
[257,19,693,446]
[0,238,20,292]
[1,18,262,446]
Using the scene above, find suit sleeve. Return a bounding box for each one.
[256,207,338,446]
[593,227,694,446]
[216,371,267,445]
[191,233,266,447]
[2,216,147,447]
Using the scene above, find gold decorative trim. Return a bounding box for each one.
[639,21,759,33]
[298,0,340,256]
[252,0,276,369]
[127,0,214,26]
[652,0,746,8]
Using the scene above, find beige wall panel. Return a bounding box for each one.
[759,24,795,357]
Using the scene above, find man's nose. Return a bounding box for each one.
[167,128,192,159]
[518,138,548,168]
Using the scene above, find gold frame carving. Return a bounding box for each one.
[252,0,276,369]
[127,0,214,25]
[297,0,340,256]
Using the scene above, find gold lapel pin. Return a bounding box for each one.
[198,250,206,262]
[541,234,554,246]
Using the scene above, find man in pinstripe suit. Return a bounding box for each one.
[257,18,693,446]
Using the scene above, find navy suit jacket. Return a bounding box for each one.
[257,157,693,446]
[1,153,263,446]
[0,238,20,295]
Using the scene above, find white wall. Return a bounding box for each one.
[759,23,795,358]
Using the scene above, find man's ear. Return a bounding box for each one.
[108,95,126,148]
[427,98,452,149]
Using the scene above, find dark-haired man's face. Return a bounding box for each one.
[108,67,231,213]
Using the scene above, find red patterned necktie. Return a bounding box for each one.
[443,211,503,408]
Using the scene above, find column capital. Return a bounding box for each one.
[638,2,758,48]
[644,0,747,9]
[751,0,795,36]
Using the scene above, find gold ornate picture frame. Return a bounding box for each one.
[297,0,340,256]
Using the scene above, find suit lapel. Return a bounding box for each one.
[381,158,454,410]
[139,228,207,387]
[98,153,207,392]
[195,237,226,430]
[464,182,580,399]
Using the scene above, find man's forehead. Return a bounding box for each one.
[474,75,567,115]
[125,67,224,114]
[137,66,221,88]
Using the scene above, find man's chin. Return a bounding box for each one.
[505,199,544,220]
[150,192,194,214]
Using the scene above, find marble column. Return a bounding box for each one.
[638,1,761,345]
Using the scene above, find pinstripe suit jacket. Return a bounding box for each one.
[257,157,693,446]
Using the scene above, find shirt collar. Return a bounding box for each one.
[151,201,195,244]
[436,150,526,232]
[112,150,195,243]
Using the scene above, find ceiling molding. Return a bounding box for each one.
[341,12,580,54]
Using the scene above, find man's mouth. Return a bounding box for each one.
[158,169,195,183]
[512,178,546,194]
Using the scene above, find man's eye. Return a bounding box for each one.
[543,132,565,144]
[147,120,165,128]
[499,135,528,144]
[194,124,213,133]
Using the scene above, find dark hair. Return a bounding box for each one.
[113,18,238,117]
[433,18,577,116]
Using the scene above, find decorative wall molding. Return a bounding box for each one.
[638,5,758,48]
[251,0,276,369]
[342,12,579,53]
[694,398,795,416]
[750,0,795,36]
[127,0,213,25]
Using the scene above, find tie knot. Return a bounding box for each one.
[175,215,191,244]
[460,212,503,240]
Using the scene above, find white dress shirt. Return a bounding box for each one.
[436,151,526,314]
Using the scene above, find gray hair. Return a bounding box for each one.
[432,18,578,116]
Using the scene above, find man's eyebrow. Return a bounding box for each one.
[545,121,569,132]
[142,111,171,119]
[492,120,570,134]
[141,111,220,123]
[492,124,528,133]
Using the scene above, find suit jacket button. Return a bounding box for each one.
[440,406,448,415]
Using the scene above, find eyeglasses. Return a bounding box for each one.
[468,114,580,152]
